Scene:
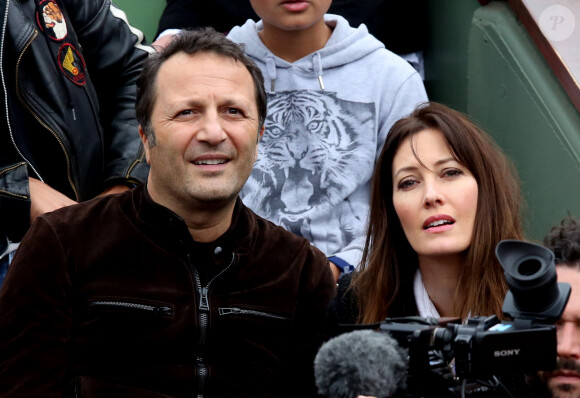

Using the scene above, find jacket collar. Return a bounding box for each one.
[128,185,250,257]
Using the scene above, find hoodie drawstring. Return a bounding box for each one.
[313,52,325,91]
[265,57,277,93]
[265,53,325,92]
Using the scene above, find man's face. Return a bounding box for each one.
[141,52,262,214]
[539,266,580,398]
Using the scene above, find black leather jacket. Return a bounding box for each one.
[0,0,152,241]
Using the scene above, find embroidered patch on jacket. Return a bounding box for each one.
[36,0,68,41]
[57,44,86,86]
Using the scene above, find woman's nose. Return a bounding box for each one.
[423,180,444,208]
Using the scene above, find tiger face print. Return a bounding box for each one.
[241,90,375,237]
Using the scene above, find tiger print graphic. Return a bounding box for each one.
[241,90,376,243]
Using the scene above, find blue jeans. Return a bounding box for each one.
[0,243,17,289]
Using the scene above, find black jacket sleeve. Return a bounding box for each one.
[65,0,153,186]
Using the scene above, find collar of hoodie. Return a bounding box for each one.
[264,52,325,93]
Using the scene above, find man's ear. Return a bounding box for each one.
[139,125,152,165]
[254,125,264,161]
[257,125,265,143]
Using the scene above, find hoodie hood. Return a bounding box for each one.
[228,14,385,91]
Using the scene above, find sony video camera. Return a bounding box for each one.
[380,240,571,398]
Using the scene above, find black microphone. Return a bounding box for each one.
[314,330,408,398]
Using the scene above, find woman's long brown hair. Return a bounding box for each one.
[352,102,524,324]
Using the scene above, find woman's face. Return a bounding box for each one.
[391,128,478,259]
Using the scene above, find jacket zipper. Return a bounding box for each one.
[88,300,173,316]
[187,252,235,398]
[125,150,145,180]
[14,29,79,200]
[218,307,291,321]
[70,377,80,398]
[0,11,42,185]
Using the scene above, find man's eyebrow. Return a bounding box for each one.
[221,99,239,107]
[178,97,248,106]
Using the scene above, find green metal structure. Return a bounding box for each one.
[113,0,165,41]
[467,2,580,240]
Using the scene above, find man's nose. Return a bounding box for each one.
[557,322,580,359]
[196,111,227,145]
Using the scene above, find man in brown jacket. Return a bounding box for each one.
[0,28,335,398]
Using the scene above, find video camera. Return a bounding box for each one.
[380,240,571,398]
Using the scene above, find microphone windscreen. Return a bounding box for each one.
[314,330,408,398]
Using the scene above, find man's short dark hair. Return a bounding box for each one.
[136,27,267,146]
[543,216,580,268]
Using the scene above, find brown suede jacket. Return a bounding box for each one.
[0,186,336,397]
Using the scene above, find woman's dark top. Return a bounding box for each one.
[328,272,420,336]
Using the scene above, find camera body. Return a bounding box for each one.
[380,315,557,397]
[379,240,571,398]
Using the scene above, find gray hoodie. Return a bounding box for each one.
[228,14,428,269]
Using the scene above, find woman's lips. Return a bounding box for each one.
[423,214,455,230]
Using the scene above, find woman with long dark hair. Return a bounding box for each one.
[332,102,523,325]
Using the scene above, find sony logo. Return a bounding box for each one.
[494,349,521,357]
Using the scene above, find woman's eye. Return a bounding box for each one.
[443,169,463,178]
[398,179,417,190]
